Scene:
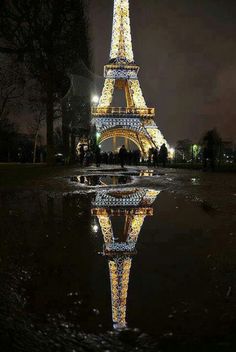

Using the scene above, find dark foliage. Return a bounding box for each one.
[0,0,91,163]
[0,117,35,162]
[202,129,222,170]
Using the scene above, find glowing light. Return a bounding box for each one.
[110,0,134,63]
[192,144,201,159]
[91,95,100,105]
[169,148,175,159]
[92,224,99,233]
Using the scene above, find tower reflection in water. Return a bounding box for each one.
[92,188,160,330]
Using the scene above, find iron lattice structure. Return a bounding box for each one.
[92,188,160,329]
[92,0,168,155]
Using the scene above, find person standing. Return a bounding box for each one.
[79,145,85,166]
[95,145,101,167]
[148,148,153,166]
[153,148,159,167]
[159,143,168,167]
[119,145,127,168]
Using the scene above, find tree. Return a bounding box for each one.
[0,0,91,164]
[175,139,192,162]
[26,81,46,163]
[54,126,64,154]
[0,57,25,119]
[61,67,93,164]
[28,111,45,163]
[201,129,222,170]
[0,117,18,161]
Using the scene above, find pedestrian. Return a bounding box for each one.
[104,152,108,164]
[79,144,85,166]
[134,150,140,165]
[84,149,91,166]
[108,152,114,164]
[119,145,127,168]
[159,143,168,167]
[148,148,153,166]
[95,145,101,167]
[153,148,159,167]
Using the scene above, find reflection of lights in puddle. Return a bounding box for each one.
[139,170,155,177]
[70,175,132,187]
[92,224,99,233]
[69,170,163,187]
[191,178,200,185]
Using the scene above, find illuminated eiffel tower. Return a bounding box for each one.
[92,188,160,329]
[92,0,168,156]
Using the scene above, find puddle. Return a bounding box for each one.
[68,170,163,187]
[191,177,201,185]
[70,175,133,186]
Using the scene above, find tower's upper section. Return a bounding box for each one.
[109,0,134,64]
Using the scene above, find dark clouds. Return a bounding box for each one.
[89,0,236,144]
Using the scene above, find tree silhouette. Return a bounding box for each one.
[176,139,192,162]
[0,0,91,164]
[0,58,25,119]
[202,129,222,170]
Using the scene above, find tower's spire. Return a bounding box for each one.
[110,0,134,63]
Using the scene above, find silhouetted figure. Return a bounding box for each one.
[159,143,168,167]
[84,149,92,166]
[108,152,114,164]
[153,148,159,167]
[90,175,100,186]
[148,148,153,166]
[79,176,85,184]
[103,152,108,164]
[95,146,101,167]
[134,150,141,165]
[119,145,127,168]
[79,145,85,166]
[114,152,119,164]
[127,151,132,165]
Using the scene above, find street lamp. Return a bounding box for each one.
[96,132,101,139]
[91,95,99,105]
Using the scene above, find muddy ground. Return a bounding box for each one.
[0,164,236,351]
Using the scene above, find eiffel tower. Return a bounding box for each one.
[92,0,168,156]
[92,188,160,329]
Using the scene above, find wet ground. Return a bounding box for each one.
[0,165,236,351]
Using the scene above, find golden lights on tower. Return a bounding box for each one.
[92,188,160,329]
[92,0,169,156]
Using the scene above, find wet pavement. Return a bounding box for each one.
[0,165,236,351]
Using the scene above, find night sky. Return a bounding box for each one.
[89,0,236,144]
